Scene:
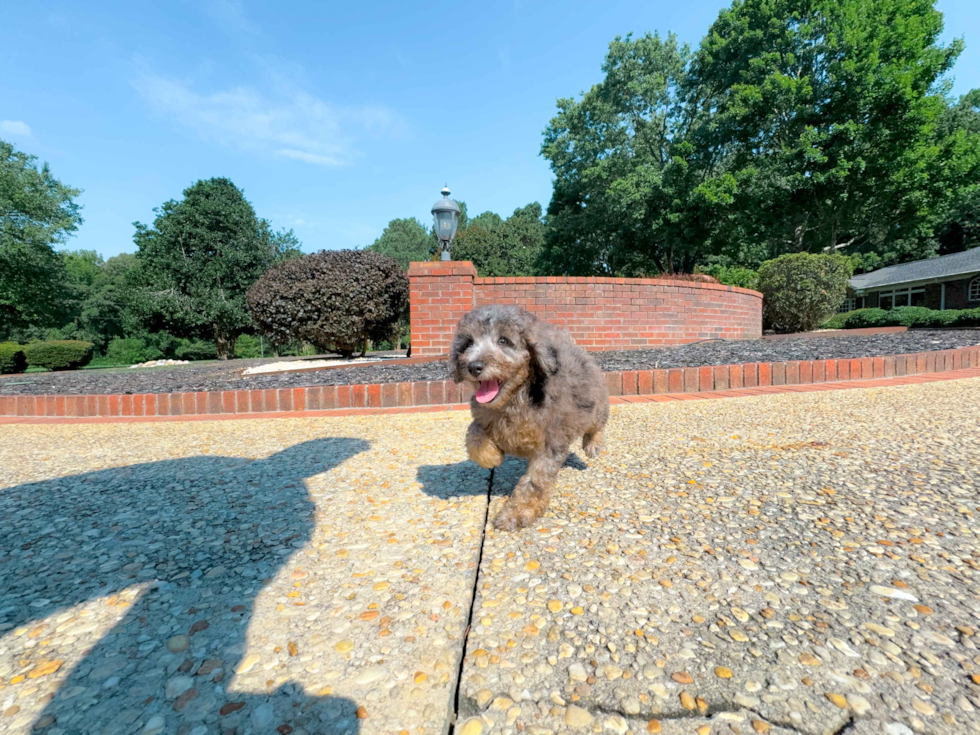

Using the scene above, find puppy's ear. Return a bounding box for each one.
[448,332,472,384]
[523,318,560,378]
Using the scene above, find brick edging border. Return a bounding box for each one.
[1,346,977,419]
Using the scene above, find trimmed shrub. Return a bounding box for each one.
[145,331,181,359]
[24,340,94,371]
[822,306,980,329]
[248,250,409,359]
[104,337,163,365]
[654,272,719,283]
[699,265,759,291]
[175,339,218,361]
[234,334,263,359]
[819,312,850,330]
[842,308,890,328]
[0,342,27,374]
[758,253,853,333]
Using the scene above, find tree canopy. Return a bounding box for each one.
[541,0,980,276]
[452,203,547,276]
[364,217,432,270]
[0,139,82,337]
[132,178,300,358]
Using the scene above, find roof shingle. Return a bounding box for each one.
[850,247,980,291]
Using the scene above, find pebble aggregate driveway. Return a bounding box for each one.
[1,378,979,735]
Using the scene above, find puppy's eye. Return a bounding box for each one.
[497,336,512,347]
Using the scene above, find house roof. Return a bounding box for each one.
[850,247,980,292]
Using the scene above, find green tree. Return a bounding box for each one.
[541,33,726,276]
[541,0,978,276]
[365,217,431,270]
[935,90,980,255]
[0,140,82,337]
[452,203,547,276]
[132,178,300,359]
[687,0,966,267]
[57,251,140,350]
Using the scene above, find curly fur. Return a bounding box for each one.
[449,305,610,531]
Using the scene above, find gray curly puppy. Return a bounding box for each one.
[449,305,610,531]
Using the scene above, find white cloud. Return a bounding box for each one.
[276,149,343,167]
[0,120,32,137]
[131,67,399,167]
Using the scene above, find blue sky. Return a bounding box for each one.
[3,0,979,259]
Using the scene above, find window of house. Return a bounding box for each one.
[970,276,980,302]
[837,298,856,313]
[877,287,925,310]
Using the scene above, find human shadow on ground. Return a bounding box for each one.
[0,437,368,735]
[415,453,588,499]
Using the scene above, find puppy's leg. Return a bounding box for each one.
[466,422,503,469]
[582,429,604,459]
[494,450,565,531]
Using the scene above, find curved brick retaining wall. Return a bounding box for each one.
[407,261,763,357]
[2,346,976,419]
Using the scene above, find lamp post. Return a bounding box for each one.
[431,186,461,261]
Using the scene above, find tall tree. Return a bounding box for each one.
[59,251,139,350]
[133,178,300,358]
[542,0,977,276]
[0,140,82,337]
[541,33,731,276]
[935,89,980,255]
[687,0,966,267]
[452,203,547,276]
[365,217,432,270]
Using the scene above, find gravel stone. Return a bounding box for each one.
[0,412,488,735]
[4,376,980,735]
[457,378,980,735]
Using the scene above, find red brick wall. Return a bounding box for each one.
[407,261,478,357]
[408,261,763,356]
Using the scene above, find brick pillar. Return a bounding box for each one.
[408,261,477,356]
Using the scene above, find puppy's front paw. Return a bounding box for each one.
[582,431,604,459]
[493,502,537,532]
[468,440,504,469]
[582,442,603,459]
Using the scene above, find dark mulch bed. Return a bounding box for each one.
[2,330,977,396]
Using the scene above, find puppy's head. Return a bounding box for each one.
[449,306,558,408]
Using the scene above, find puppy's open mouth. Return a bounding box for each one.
[476,379,502,404]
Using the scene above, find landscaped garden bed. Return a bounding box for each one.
[1,329,977,396]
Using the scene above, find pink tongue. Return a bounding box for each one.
[476,379,500,404]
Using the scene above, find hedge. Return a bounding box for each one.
[822,306,980,330]
[234,334,263,359]
[0,342,27,374]
[104,337,163,365]
[23,340,95,371]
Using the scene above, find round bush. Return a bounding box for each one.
[0,342,27,374]
[248,250,409,358]
[758,253,853,333]
[104,337,162,365]
[234,334,263,359]
[175,339,218,361]
[24,340,94,371]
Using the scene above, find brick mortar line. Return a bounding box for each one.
[1,346,977,420]
[2,365,979,425]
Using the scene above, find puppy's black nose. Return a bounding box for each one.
[468,361,485,378]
